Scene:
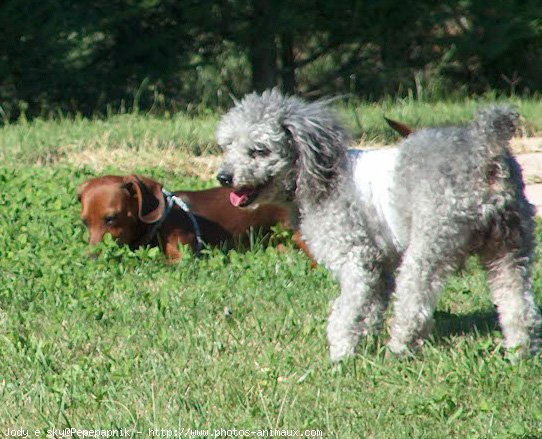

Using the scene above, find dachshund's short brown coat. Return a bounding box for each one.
[78,175,312,261]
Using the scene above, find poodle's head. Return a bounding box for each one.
[216,89,349,208]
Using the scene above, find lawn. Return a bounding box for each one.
[1,98,542,438]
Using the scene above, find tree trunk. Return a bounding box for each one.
[280,32,296,94]
[249,0,277,92]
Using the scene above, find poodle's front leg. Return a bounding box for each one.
[327,261,387,362]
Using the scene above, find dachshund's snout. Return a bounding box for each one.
[217,171,234,187]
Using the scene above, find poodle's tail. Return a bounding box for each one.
[474,106,528,218]
[474,106,519,159]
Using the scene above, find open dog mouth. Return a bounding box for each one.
[229,186,261,207]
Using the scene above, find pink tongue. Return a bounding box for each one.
[230,189,254,207]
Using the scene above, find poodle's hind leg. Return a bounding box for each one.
[482,249,541,358]
[387,237,465,356]
[327,261,390,362]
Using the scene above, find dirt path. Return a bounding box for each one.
[518,153,542,216]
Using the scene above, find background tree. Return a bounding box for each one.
[0,0,541,120]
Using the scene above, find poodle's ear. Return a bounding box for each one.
[281,104,347,197]
[122,174,165,223]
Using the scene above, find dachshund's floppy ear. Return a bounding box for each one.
[281,100,348,200]
[122,175,165,223]
[77,181,91,202]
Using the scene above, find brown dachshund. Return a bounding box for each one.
[78,174,312,262]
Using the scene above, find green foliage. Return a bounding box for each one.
[1,0,542,119]
[444,0,542,94]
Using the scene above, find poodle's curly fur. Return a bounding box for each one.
[216,89,541,361]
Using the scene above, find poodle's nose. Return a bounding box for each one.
[217,171,233,187]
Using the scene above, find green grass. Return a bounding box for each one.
[2,95,542,167]
[340,95,542,143]
[0,112,220,165]
[2,99,542,437]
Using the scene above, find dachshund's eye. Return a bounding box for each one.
[104,215,117,227]
[249,146,270,158]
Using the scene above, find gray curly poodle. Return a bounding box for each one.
[216,89,541,361]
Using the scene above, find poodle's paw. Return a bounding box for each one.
[329,343,355,363]
[386,337,422,358]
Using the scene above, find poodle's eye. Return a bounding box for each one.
[249,145,271,158]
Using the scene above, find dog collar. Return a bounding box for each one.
[161,189,205,255]
[137,189,205,255]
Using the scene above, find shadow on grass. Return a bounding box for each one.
[432,309,499,340]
